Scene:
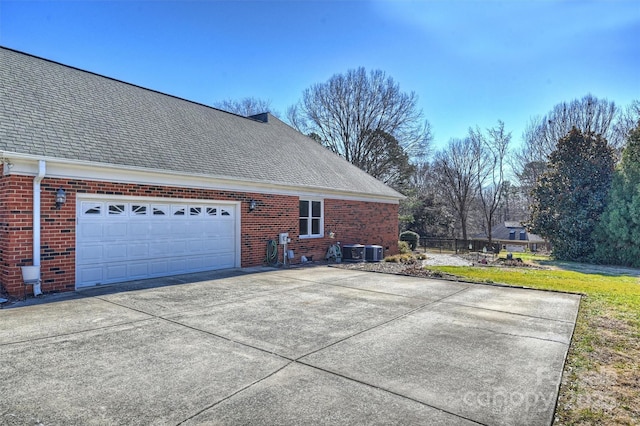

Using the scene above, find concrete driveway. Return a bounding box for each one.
[0,266,580,426]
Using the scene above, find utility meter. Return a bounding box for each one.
[279,233,289,245]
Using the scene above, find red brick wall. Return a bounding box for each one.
[0,175,399,297]
[295,199,399,262]
[0,173,37,298]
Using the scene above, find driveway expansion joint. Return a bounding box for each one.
[95,295,296,361]
[295,287,471,361]
[0,317,156,347]
[440,299,579,324]
[294,360,486,426]
[314,280,434,300]
[175,361,295,426]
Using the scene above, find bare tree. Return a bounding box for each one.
[496,181,529,223]
[214,97,279,117]
[287,67,431,185]
[432,137,482,240]
[613,99,640,142]
[512,116,550,183]
[470,121,511,243]
[514,160,547,210]
[515,94,619,175]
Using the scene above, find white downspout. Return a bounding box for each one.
[32,160,46,296]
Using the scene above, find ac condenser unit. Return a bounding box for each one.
[342,244,365,262]
[365,245,383,262]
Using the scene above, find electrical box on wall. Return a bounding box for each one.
[279,233,289,245]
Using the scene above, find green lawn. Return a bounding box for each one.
[427,260,640,425]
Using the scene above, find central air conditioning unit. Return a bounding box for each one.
[365,245,383,262]
[342,244,365,262]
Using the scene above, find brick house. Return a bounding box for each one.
[0,47,402,298]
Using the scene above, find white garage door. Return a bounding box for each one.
[76,198,238,288]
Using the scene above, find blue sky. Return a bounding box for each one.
[1,0,638,151]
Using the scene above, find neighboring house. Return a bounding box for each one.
[0,47,402,298]
[473,222,548,252]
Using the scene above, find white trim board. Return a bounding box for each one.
[2,153,401,204]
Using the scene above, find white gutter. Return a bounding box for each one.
[31,160,46,296]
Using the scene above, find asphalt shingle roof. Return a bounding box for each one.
[474,223,545,243]
[0,47,402,199]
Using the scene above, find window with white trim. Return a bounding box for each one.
[299,199,323,238]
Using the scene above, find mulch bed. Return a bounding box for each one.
[333,260,458,280]
[333,253,544,279]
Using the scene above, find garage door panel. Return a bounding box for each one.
[185,256,204,270]
[150,221,171,235]
[218,222,234,236]
[186,227,201,238]
[218,237,235,248]
[171,240,188,255]
[187,240,204,252]
[148,239,174,256]
[129,222,149,237]
[77,200,237,288]
[127,262,150,279]
[210,253,235,269]
[105,264,129,281]
[78,223,103,238]
[78,244,104,263]
[171,222,187,235]
[149,261,169,275]
[103,244,129,261]
[204,239,227,251]
[104,223,127,238]
[214,224,234,237]
[168,258,187,272]
[128,243,149,258]
[79,267,103,285]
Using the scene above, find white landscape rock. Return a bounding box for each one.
[421,253,473,267]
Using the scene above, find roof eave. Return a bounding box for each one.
[1,152,403,203]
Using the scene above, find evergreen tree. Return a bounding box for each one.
[594,122,640,266]
[529,128,615,261]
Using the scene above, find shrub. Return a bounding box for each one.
[399,230,420,250]
[384,254,415,264]
[398,240,411,254]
